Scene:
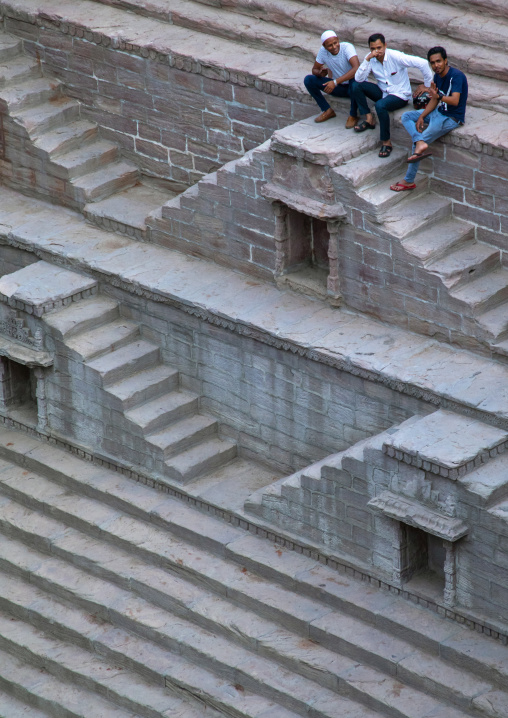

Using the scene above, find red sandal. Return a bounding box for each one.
[390,181,416,192]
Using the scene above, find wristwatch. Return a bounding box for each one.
[438,90,445,99]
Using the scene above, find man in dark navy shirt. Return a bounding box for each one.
[390,46,468,191]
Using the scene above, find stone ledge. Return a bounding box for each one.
[0,260,98,317]
[261,182,346,220]
[3,187,508,433]
[0,335,52,366]
[368,491,469,542]
[383,409,508,480]
[1,0,507,160]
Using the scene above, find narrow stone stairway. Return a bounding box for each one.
[0,30,175,240]
[43,293,242,487]
[0,426,507,717]
[332,145,508,355]
[86,0,508,115]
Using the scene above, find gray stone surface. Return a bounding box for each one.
[0,260,97,313]
[0,432,505,718]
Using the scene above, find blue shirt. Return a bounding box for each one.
[434,66,468,123]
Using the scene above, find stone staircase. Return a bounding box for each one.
[0,30,176,240]
[331,146,508,354]
[88,0,508,115]
[43,292,243,486]
[0,426,507,717]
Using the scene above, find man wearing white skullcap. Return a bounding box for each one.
[304,30,360,127]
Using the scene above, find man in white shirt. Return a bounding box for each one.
[352,33,433,157]
[304,30,360,127]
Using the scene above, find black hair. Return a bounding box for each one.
[368,33,386,45]
[427,46,447,61]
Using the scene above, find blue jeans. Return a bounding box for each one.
[304,74,358,116]
[402,108,459,182]
[350,81,408,141]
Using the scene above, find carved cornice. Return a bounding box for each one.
[368,491,469,541]
[262,183,346,220]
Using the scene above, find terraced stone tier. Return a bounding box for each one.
[0,426,506,717]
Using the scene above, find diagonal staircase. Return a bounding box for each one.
[0,30,176,240]
[43,293,241,486]
[0,426,506,716]
[331,146,508,355]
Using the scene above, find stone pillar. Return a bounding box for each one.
[34,366,48,432]
[326,220,341,304]
[0,359,7,413]
[443,540,457,608]
[273,202,289,276]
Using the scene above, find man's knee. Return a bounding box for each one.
[375,99,387,112]
[304,74,316,89]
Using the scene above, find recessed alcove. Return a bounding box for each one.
[0,356,38,425]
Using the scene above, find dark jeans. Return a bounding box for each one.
[304,74,358,116]
[349,80,408,141]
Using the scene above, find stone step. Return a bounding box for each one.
[43,295,120,339]
[0,429,506,694]
[0,689,51,717]
[0,528,466,718]
[379,193,451,240]
[164,437,238,484]
[12,97,81,136]
[0,479,497,718]
[0,32,22,62]
[0,76,62,113]
[87,0,507,83]
[0,646,136,718]
[147,414,219,458]
[425,243,500,290]
[34,119,99,157]
[107,364,180,410]
[67,319,140,361]
[71,161,139,206]
[84,181,179,240]
[73,2,508,117]
[401,219,475,265]
[476,302,508,343]
[86,339,160,385]
[358,173,430,219]
[125,390,200,434]
[0,574,298,718]
[0,55,41,88]
[439,0,505,18]
[51,139,119,180]
[332,146,409,195]
[450,267,508,314]
[0,609,221,718]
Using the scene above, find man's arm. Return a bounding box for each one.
[355,56,371,83]
[311,61,328,78]
[397,51,433,87]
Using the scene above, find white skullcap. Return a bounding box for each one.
[321,30,337,44]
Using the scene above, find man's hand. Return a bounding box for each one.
[320,67,329,77]
[323,80,336,94]
[428,81,439,100]
[366,49,382,61]
[416,114,426,132]
[414,84,430,97]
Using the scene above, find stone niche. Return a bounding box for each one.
[262,184,345,305]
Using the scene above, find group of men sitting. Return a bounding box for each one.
[304,31,468,192]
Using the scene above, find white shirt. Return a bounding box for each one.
[316,41,357,85]
[355,48,433,100]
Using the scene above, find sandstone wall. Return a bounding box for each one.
[35,273,432,474]
[3,15,312,189]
